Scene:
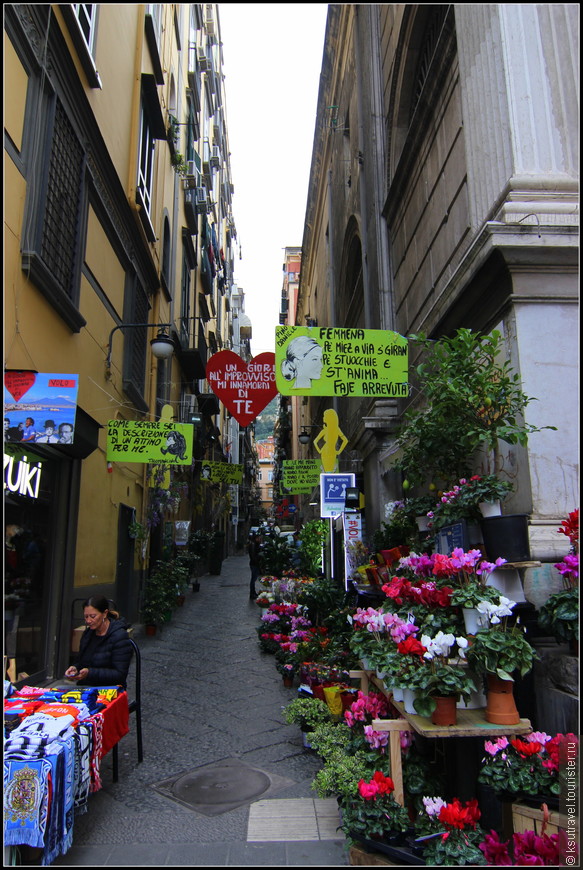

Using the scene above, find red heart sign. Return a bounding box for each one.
[206,351,277,427]
[4,371,36,403]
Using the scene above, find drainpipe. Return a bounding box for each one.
[354,5,372,330]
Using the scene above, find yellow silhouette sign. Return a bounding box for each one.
[313,409,348,473]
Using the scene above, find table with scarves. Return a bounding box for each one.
[3,681,129,865]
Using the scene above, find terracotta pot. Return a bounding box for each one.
[283,677,294,687]
[431,695,458,726]
[485,674,520,724]
[176,594,186,606]
[145,624,157,636]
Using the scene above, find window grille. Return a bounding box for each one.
[41,98,84,301]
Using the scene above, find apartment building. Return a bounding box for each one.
[294,5,578,567]
[4,4,249,682]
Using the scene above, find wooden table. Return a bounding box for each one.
[350,668,532,806]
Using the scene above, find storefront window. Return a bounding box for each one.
[4,445,54,682]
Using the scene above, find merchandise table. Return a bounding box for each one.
[3,684,129,865]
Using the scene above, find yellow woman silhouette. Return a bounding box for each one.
[313,409,348,472]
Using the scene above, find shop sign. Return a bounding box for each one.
[106,420,193,464]
[320,473,355,518]
[275,326,408,397]
[4,452,42,499]
[343,511,363,590]
[4,371,78,443]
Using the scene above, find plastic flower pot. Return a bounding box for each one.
[480,515,530,562]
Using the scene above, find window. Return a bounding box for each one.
[60,4,101,87]
[73,4,98,55]
[137,103,156,235]
[122,277,150,412]
[21,93,87,332]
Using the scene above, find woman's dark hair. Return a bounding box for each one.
[83,595,120,620]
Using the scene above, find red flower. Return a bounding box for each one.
[397,636,427,657]
[438,798,481,830]
[510,738,543,758]
[372,771,394,795]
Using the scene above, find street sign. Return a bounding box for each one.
[319,473,356,518]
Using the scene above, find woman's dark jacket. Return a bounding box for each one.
[76,618,132,687]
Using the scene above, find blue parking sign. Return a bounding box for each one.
[320,473,356,518]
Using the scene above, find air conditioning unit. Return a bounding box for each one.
[195,188,208,214]
[197,47,209,71]
[210,145,221,170]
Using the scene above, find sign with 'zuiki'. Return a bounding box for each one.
[199,461,243,484]
[106,420,193,464]
[275,326,409,397]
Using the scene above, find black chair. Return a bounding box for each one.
[112,636,143,781]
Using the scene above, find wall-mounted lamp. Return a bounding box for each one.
[298,424,320,445]
[105,323,175,372]
[344,487,360,510]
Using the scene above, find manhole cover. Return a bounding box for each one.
[173,762,270,805]
[151,758,295,816]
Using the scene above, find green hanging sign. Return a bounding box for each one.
[282,459,321,494]
[275,326,408,396]
[106,420,193,464]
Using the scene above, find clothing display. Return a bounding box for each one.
[3,683,129,864]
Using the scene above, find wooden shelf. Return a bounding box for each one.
[375,699,532,739]
[497,561,541,569]
[350,668,532,738]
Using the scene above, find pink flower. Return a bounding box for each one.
[357,779,379,800]
[364,725,389,751]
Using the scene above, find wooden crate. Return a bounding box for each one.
[349,845,395,866]
[512,802,562,837]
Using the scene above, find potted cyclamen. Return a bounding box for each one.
[414,795,487,865]
[340,771,411,848]
[444,547,509,634]
[412,632,476,725]
[465,597,537,724]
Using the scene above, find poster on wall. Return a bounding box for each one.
[275,326,409,397]
[199,461,243,484]
[4,371,78,444]
[206,350,277,426]
[106,420,193,464]
[282,459,321,494]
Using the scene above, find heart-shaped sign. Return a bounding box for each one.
[206,351,277,427]
[4,371,36,403]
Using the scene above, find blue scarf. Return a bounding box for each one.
[3,757,52,847]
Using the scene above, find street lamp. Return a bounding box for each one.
[298,424,320,445]
[105,323,175,372]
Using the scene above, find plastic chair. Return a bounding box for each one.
[112,636,143,781]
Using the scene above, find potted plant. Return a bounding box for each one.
[440,548,509,633]
[276,661,297,686]
[371,501,417,550]
[340,770,411,847]
[394,328,555,487]
[479,829,559,866]
[412,632,475,723]
[283,696,335,734]
[465,597,537,724]
[477,732,565,802]
[537,515,578,649]
[414,795,487,865]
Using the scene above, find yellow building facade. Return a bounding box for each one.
[4,4,238,682]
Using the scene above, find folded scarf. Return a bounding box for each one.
[3,757,52,847]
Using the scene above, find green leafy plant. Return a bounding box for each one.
[340,771,411,844]
[282,697,334,732]
[371,501,417,550]
[537,587,579,643]
[395,328,555,487]
[296,519,328,576]
[311,749,373,802]
[477,733,565,798]
[466,604,537,681]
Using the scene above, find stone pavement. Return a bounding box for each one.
[52,554,348,866]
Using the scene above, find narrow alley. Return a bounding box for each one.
[52,554,347,867]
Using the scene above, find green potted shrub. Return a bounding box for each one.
[394,328,555,487]
[283,697,334,734]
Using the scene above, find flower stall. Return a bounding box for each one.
[254,507,577,866]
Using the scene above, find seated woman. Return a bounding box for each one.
[65,596,132,688]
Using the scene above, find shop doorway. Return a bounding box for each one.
[116,504,138,623]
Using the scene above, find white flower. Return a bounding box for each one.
[422,795,447,816]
